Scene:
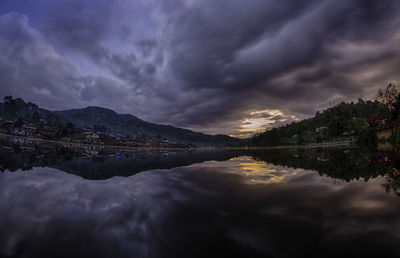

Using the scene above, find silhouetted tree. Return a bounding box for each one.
[32,111,40,122]
[377,83,399,111]
[14,118,24,128]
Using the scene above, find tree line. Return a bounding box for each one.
[252,84,399,147]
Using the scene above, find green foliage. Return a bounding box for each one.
[249,148,392,182]
[252,99,386,146]
[357,128,377,147]
[377,83,399,111]
[32,111,40,122]
[0,96,60,124]
[14,118,24,128]
[0,96,240,147]
[55,106,241,146]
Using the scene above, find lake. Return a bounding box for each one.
[0,146,400,257]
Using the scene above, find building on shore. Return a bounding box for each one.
[80,131,101,144]
[39,126,57,139]
[13,126,38,137]
[315,126,328,133]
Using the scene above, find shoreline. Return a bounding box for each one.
[0,133,355,151]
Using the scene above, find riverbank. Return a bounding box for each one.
[0,133,356,151]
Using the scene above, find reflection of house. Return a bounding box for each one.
[37,143,56,153]
[315,126,327,133]
[368,116,394,141]
[85,149,99,156]
[377,129,393,142]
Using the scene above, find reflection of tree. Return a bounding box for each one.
[380,150,400,197]
[0,147,76,172]
[0,150,35,172]
[249,148,391,182]
[382,169,400,197]
[249,148,400,197]
[3,141,400,197]
[0,146,248,179]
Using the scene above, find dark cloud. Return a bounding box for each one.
[0,13,139,113]
[158,0,400,128]
[136,39,158,58]
[119,24,132,41]
[0,0,400,134]
[42,0,161,93]
[0,13,81,109]
[43,0,112,63]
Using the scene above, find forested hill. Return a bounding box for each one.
[252,99,387,146]
[54,106,239,146]
[0,96,240,147]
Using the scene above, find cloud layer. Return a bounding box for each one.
[0,0,400,135]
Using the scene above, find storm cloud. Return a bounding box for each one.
[0,0,399,135]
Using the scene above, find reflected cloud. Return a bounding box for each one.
[1,150,400,257]
[223,156,303,184]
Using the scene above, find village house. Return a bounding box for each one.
[115,133,126,141]
[13,125,38,137]
[39,126,57,139]
[367,112,396,142]
[80,131,101,144]
[315,126,327,133]
[100,134,118,146]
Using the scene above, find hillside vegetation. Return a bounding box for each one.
[55,106,239,146]
[0,96,240,147]
[252,99,386,146]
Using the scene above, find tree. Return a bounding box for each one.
[377,83,399,111]
[297,135,305,145]
[14,118,24,128]
[4,95,12,103]
[32,111,40,122]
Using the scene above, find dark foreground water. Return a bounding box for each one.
[1,146,400,258]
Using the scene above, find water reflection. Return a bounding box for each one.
[1,143,400,257]
[209,157,303,184]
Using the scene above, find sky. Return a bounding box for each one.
[0,0,400,137]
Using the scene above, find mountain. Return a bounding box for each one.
[54,106,239,146]
[0,96,241,147]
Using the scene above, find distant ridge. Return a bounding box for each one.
[0,97,241,147]
[55,106,240,146]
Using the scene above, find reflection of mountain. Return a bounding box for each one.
[0,147,248,179]
[2,144,400,193]
[53,150,249,179]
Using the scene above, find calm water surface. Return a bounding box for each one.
[1,147,400,257]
